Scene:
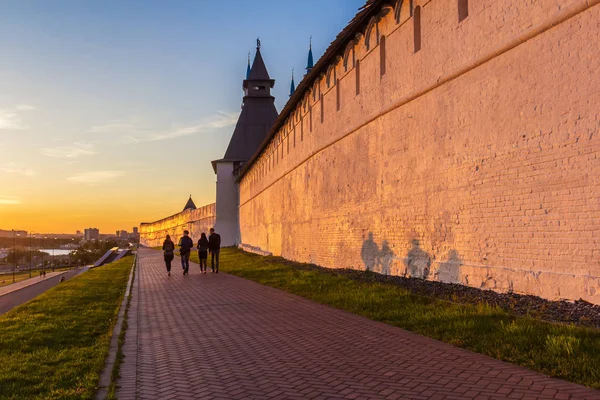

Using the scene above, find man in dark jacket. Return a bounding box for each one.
[208,227,221,273]
[178,230,194,275]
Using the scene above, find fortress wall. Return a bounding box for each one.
[238,0,600,303]
[139,203,216,248]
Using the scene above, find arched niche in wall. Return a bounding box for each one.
[326,64,337,88]
[394,0,413,24]
[365,16,380,50]
[458,0,468,21]
[343,41,355,72]
[414,5,421,53]
[304,91,311,112]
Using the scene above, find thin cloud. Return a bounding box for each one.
[207,111,240,128]
[116,111,239,144]
[40,141,96,158]
[0,163,35,176]
[0,195,21,205]
[0,104,36,130]
[15,104,37,111]
[66,170,124,185]
[88,122,139,134]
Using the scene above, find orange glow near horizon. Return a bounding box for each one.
[0,184,216,234]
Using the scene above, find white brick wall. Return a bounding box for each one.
[238,0,600,303]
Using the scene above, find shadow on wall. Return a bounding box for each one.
[361,232,396,275]
[361,233,462,283]
[435,249,461,284]
[405,240,462,284]
[405,239,431,279]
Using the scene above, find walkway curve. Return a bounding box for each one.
[116,248,600,400]
[0,268,88,314]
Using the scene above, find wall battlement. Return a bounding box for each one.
[238,0,600,303]
[139,203,216,247]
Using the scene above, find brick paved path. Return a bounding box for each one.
[116,248,600,400]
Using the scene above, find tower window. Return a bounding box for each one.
[414,6,421,53]
[380,35,386,76]
[356,59,361,95]
[320,94,324,123]
[458,0,468,22]
[336,79,340,111]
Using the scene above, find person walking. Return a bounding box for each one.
[197,232,209,274]
[162,235,175,276]
[208,228,221,273]
[178,230,194,275]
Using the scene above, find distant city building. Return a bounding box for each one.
[84,228,99,241]
[132,227,139,235]
[76,230,82,236]
[116,230,128,238]
[0,229,27,238]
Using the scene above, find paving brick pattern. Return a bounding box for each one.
[116,249,600,399]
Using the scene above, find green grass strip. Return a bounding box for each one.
[0,256,133,400]
[107,256,136,400]
[190,248,600,389]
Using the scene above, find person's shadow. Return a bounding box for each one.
[361,233,396,275]
[361,232,378,272]
[404,239,431,279]
[436,249,462,283]
[378,241,394,275]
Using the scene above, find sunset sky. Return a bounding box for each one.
[0,0,364,233]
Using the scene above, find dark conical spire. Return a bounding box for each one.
[247,38,272,81]
[215,38,278,167]
[290,69,295,97]
[306,36,314,75]
[246,52,251,79]
[183,195,196,211]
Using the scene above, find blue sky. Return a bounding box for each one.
[0,0,365,232]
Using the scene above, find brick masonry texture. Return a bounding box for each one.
[238,1,600,303]
[139,203,216,247]
[115,248,600,399]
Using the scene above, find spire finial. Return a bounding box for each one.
[246,51,251,79]
[306,36,314,74]
[290,68,295,97]
[256,37,261,49]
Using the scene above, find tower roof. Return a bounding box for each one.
[213,40,279,171]
[246,52,251,79]
[247,47,273,83]
[183,196,196,211]
[221,97,278,161]
[306,37,314,73]
[290,69,295,97]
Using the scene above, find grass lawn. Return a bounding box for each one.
[190,248,600,389]
[0,256,133,399]
[0,267,72,288]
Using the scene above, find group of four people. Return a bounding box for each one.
[162,228,221,276]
